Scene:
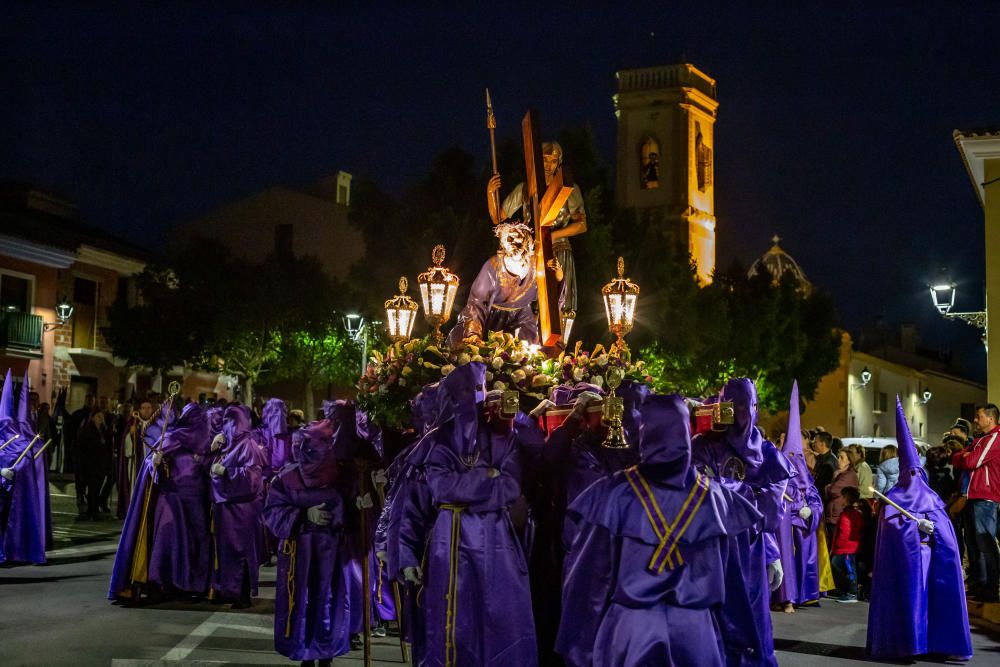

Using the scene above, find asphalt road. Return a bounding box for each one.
[2,484,999,666]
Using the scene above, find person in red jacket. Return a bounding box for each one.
[831,486,864,603]
[952,403,1000,602]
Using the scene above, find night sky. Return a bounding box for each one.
[4,3,999,379]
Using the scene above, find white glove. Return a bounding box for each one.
[152,451,163,466]
[798,506,812,521]
[0,467,14,482]
[767,559,784,592]
[402,565,423,585]
[376,550,389,563]
[918,519,935,535]
[486,467,501,479]
[210,433,225,452]
[210,462,226,477]
[529,399,556,418]
[573,391,603,415]
[371,469,388,488]
[356,493,374,510]
[306,504,332,526]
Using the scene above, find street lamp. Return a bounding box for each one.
[42,298,74,332]
[417,244,460,344]
[921,388,933,404]
[928,278,987,348]
[384,277,419,342]
[343,313,367,376]
[602,256,639,355]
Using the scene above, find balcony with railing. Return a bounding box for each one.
[0,311,43,357]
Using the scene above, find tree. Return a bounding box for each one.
[269,323,360,418]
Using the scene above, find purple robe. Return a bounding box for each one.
[772,381,822,607]
[255,398,289,476]
[402,363,538,666]
[210,405,264,600]
[556,394,762,667]
[690,378,792,667]
[264,420,351,661]
[866,398,972,660]
[447,254,539,347]
[0,369,45,565]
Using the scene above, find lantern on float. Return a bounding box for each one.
[417,244,460,343]
[384,277,419,342]
[602,256,639,353]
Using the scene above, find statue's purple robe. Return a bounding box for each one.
[108,403,167,599]
[772,381,822,607]
[148,402,212,594]
[0,369,46,565]
[210,405,264,600]
[556,394,762,667]
[447,254,539,347]
[866,398,972,660]
[401,362,538,666]
[690,378,792,667]
[265,418,350,661]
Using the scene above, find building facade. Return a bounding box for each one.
[614,63,718,284]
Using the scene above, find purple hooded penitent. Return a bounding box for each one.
[866,397,972,660]
[690,378,792,667]
[398,362,538,666]
[210,404,264,600]
[772,381,822,607]
[264,417,350,661]
[556,394,762,667]
[0,369,46,565]
[256,398,288,474]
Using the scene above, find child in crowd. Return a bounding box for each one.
[831,486,863,603]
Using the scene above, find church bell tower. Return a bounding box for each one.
[613,63,718,284]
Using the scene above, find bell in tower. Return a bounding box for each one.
[613,63,718,284]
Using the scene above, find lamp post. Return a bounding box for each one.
[343,313,367,376]
[417,244,460,344]
[929,280,987,348]
[384,277,419,342]
[848,366,872,437]
[602,257,639,355]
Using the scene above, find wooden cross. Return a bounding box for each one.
[522,109,574,349]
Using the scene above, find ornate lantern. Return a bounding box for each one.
[384,277,419,342]
[560,310,576,345]
[602,256,639,353]
[55,298,74,324]
[417,244,460,343]
[929,282,956,314]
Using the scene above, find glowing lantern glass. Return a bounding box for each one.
[55,299,74,324]
[417,244,459,342]
[929,282,956,315]
[385,276,419,342]
[561,310,576,345]
[602,256,639,352]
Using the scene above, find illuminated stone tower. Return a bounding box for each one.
[614,63,718,283]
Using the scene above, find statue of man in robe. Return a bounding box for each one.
[447,221,562,348]
[487,141,586,317]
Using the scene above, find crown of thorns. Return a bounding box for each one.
[494,219,533,239]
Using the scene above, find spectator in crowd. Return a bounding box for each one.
[925,445,957,502]
[802,430,816,472]
[874,445,899,494]
[812,431,838,496]
[831,486,863,603]
[831,437,844,458]
[67,393,96,509]
[288,409,305,432]
[951,403,1000,602]
[825,448,860,543]
[849,444,874,501]
[77,410,111,520]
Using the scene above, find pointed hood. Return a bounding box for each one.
[16,370,33,434]
[355,408,383,458]
[321,399,360,459]
[619,380,651,448]
[161,402,210,455]
[411,382,441,434]
[782,381,811,495]
[222,404,252,447]
[889,396,943,513]
[0,369,15,425]
[261,398,287,439]
[638,394,692,487]
[298,418,338,487]
[721,377,765,466]
[437,362,487,457]
[206,405,225,438]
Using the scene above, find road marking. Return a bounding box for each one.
[159,611,271,661]
[46,540,119,558]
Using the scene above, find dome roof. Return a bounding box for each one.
[747,235,811,292]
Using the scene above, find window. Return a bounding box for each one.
[0,272,32,313]
[874,392,888,413]
[72,277,98,348]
